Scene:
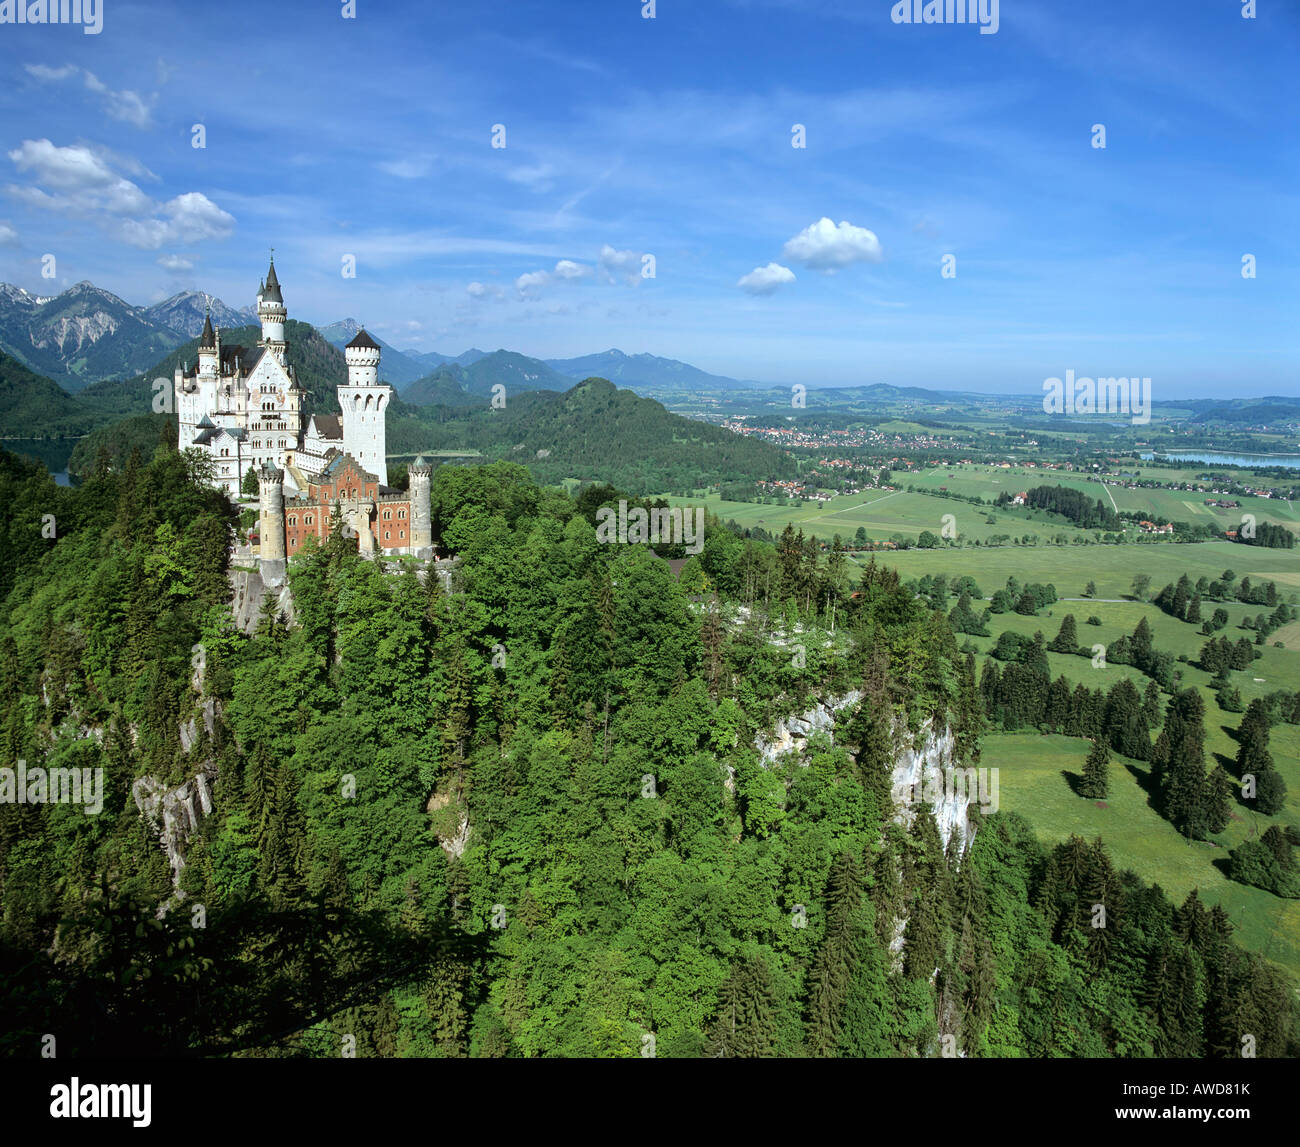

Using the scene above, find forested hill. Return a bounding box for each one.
[390,376,796,493]
[0,445,1295,1057]
[0,351,87,436]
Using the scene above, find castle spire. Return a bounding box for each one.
[262,252,282,304]
[199,308,215,348]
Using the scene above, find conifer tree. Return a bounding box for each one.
[708,955,779,1058]
[806,853,865,1056]
[1080,737,1110,799]
[1048,612,1079,653]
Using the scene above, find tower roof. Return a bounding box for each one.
[199,310,215,347]
[261,257,283,304]
[346,327,380,350]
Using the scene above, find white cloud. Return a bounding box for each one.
[7,140,235,250]
[781,217,882,271]
[514,270,549,294]
[118,192,235,249]
[24,64,156,128]
[467,281,505,300]
[738,262,795,295]
[0,221,17,246]
[506,163,555,190]
[515,258,593,294]
[378,154,434,179]
[553,259,590,280]
[157,253,194,272]
[9,138,116,190]
[25,64,77,82]
[598,244,642,285]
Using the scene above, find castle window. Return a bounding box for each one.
[384,531,390,540]
[288,517,297,527]
[399,530,405,539]
[397,510,406,519]
[305,515,313,525]
[383,510,391,520]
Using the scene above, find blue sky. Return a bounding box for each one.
[0,0,1296,396]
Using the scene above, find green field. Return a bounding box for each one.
[869,540,1300,604]
[667,462,1299,552]
[664,466,1300,979]
[986,732,1300,981]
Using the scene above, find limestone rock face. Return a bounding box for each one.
[228,568,295,633]
[755,690,863,764]
[888,722,971,853]
[132,765,216,911]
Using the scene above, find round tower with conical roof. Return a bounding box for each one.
[339,327,393,485]
[257,255,287,357]
[408,454,433,558]
[257,460,287,585]
[197,309,218,376]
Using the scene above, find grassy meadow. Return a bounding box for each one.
[660,464,1300,980]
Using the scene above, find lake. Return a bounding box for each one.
[1141,451,1300,471]
[3,438,78,485]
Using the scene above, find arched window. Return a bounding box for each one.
[288,516,297,527]
[397,509,406,519]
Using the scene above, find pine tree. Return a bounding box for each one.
[1202,765,1233,834]
[1080,737,1110,799]
[806,853,865,1056]
[708,955,779,1058]
[1048,613,1079,653]
[1142,681,1163,729]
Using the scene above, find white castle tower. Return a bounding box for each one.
[257,460,287,586]
[408,455,433,559]
[339,328,392,485]
[257,256,287,363]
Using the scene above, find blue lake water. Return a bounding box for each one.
[1141,451,1300,471]
[4,438,77,485]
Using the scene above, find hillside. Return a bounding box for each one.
[399,349,572,402]
[0,351,87,436]
[399,366,480,408]
[390,375,796,492]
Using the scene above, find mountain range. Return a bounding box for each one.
[0,281,263,391]
[544,348,763,392]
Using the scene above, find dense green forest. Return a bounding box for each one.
[0,445,1296,1057]
[388,376,797,495]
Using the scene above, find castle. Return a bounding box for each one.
[174,257,433,582]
